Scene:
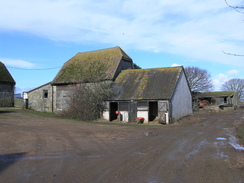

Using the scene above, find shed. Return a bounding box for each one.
[0,62,16,107]
[24,82,54,112]
[103,66,193,124]
[195,91,238,111]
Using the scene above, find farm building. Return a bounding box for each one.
[23,82,54,112]
[103,66,193,124]
[0,62,16,107]
[25,46,193,123]
[52,46,134,112]
[195,91,239,112]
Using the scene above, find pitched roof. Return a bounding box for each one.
[25,82,52,93]
[197,91,235,97]
[111,66,183,100]
[0,62,16,84]
[52,46,132,84]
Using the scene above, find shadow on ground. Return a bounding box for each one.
[0,152,27,173]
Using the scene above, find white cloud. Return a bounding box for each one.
[213,69,240,90]
[171,63,181,67]
[0,58,35,68]
[0,0,244,68]
[227,69,239,75]
[213,73,229,91]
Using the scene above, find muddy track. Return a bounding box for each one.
[0,109,243,183]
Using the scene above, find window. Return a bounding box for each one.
[43,90,48,98]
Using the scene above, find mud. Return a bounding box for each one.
[0,108,244,183]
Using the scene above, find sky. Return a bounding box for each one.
[0,0,243,94]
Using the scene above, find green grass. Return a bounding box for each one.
[0,107,56,118]
[19,109,56,118]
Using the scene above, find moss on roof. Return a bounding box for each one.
[0,62,16,84]
[52,46,132,84]
[112,66,183,100]
[197,91,235,97]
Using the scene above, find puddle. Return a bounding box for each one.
[185,140,208,159]
[213,141,229,158]
[148,176,159,183]
[224,128,244,151]
[216,137,226,141]
[132,151,147,156]
[229,135,244,151]
[217,152,228,158]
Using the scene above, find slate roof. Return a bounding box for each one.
[52,46,132,84]
[111,66,183,100]
[0,62,16,84]
[197,91,235,97]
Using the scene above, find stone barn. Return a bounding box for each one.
[23,82,54,112]
[0,62,16,107]
[103,66,193,124]
[52,46,134,112]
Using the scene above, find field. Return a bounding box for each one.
[0,108,244,183]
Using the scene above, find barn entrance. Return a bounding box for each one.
[158,101,169,124]
[149,102,158,121]
[109,102,118,121]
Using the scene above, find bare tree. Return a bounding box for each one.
[184,66,214,93]
[221,78,244,101]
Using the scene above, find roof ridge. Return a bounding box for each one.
[77,46,120,54]
[121,66,183,72]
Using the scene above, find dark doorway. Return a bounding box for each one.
[110,102,118,121]
[149,102,158,121]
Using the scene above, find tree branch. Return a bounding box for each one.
[222,50,244,56]
[225,0,244,14]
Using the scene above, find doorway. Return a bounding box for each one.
[109,102,118,121]
[149,102,158,121]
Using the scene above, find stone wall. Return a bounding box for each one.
[0,83,14,107]
[27,84,54,112]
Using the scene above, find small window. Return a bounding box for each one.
[43,90,48,98]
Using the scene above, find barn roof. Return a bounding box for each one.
[0,62,16,84]
[52,46,132,84]
[111,66,183,100]
[197,91,235,97]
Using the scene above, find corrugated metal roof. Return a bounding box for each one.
[111,66,183,100]
[52,46,132,84]
[0,62,16,84]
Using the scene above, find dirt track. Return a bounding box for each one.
[0,108,244,183]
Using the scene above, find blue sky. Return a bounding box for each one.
[0,0,243,94]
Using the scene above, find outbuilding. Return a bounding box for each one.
[103,66,193,124]
[195,91,239,112]
[0,62,16,107]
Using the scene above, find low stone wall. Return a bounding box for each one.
[199,105,234,113]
